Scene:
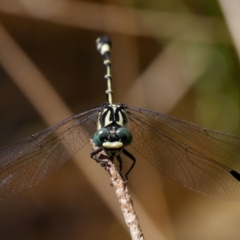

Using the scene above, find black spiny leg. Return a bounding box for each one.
[90,148,103,163]
[122,149,136,180]
[116,155,124,179]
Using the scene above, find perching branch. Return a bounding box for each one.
[91,140,144,240]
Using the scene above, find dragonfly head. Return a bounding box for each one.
[93,126,132,150]
[94,103,132,155]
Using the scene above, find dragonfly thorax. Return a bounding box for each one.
[97,103,128,129]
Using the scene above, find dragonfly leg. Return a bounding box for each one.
[90,148,114,169]
[116,155,123,172]
[90,148,103,163]
[122,149,136,180]
[116,155,124,180]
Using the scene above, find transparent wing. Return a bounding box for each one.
[0,107,99,198]
[126,106,240,201]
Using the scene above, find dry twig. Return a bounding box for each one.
[91,140,144,240]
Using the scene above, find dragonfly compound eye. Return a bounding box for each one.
[116,127,133,146]
[93,128,110,146]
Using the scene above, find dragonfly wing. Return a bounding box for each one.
[0,108,99,198]
[127,106,240,201]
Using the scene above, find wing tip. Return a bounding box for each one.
[230,170,240,181]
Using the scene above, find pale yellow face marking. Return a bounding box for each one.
[102,141,123,148]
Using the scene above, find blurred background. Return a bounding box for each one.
[0,0,240,239]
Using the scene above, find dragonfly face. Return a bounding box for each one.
[91,103,134,171]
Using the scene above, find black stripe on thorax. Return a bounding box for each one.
[98,103,128,129]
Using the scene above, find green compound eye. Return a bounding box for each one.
[93,128,109,146]
[116,128,133,146]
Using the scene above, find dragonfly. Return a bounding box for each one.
[1,36,240,201]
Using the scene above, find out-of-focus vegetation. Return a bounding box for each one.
[0,1,239,240]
